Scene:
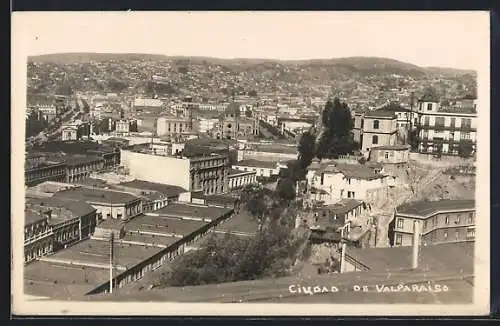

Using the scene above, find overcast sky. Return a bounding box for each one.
[13,11,489,70]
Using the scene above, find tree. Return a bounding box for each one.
[316,98,356,159]
[297,131,316,175]
[458,140,474,158]
[276,177,296,202]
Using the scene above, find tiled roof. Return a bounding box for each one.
[26,197,96,219]
[327,199,365,215]
[364,110,397,119]
[370,144,410,151]
[396,199,475,217]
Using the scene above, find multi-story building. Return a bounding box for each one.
[389,199,476,247]
[53,186,143,222]
[232,159,281,178]
[156,115,193,136]
[120,144,230,195]
[25,159,66,187]
[359,110,398,156]
[26,198,98,251]
[64,155,105,183]
[416,96,477,156]
[306,159,393,205]
[24,207,53,264]
[228,169,258,190]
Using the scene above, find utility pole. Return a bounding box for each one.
[411,220,421,269]
[109,232,114,294]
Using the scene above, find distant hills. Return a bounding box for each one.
[28,53,476,76]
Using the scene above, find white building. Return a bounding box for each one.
[232,159,281,178]
[306,159,393,205]
[228,169,257,190]
[416,96,477,156]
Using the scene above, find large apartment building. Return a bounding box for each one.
[389,199,476,247]
[416,96,477,156]
[120,143,230,195]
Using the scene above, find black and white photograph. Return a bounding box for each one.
[11,11,490,316]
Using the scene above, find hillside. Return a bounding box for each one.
[28,53,473,76]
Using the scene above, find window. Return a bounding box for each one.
[467,228,475,239]
[372,135,379,145]
[347,191,355,198]
[395,234,403,246]
[396,218,404,229]
[451,117,456,128]
[443,230,448,240]
[347,178,352,185]
[462,118,472,128]
[432,216,437,226]
[468,212,474,224]
[373,120,380,129]
[424,116,430,126]
[461,132,471,140]
[320,173,325,185]
[384,152,389,159]
[445,215,449,225]
[455,229,460,240]
[456,214,461,224]
[427,103,433,111]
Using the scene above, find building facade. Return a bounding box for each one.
[390,199,476,247]
[360,111,398,156]
[24,209,54,264]
[232,159,281,178]
[25,161,66,187]
[369,145,410,165]
[120,144,230,195]
[228,169,257,190]
[156,115,193,136]
[416,98,477,156]
[65,156,105,183]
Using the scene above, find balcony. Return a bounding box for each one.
[417,123,476,132]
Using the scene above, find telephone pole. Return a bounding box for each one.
[109,232,114,294]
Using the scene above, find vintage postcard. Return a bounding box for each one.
[11,11,490,316]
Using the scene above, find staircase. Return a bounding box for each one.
[92,227,115,241]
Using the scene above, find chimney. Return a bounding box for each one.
[411,220,421,269]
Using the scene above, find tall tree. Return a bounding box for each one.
[296,131,316,179]
[317,98,356,159]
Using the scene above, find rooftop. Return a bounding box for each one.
[335,163,385,180]
[53,187,140,205]
[214,211,259,234]
[326,199,365,215]
[234,159,277,169]
[155,202,232,220]
[229,168,255,176]
[121,233,180,247]
[24,210,47,226]
[24,261,109,299]
[364,110,397,119]
[26,197,96,222]
[46,238,164,270]
[370,144,411,151]
[396,199,475,217]
[124,214,208,237]
[118,180,188,197]
[191,193,239,207]
[346,242,474,274]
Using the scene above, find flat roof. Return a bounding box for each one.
[48,238,164,269]
[191,193,239,207]
[234,159,277,169]
[118,180,188,197]
[155,202,232,220]
[24,261,109,299]
[364,110,397,119]
[25,211,47,225]
[397,199,475,217]
[53,187,140,205]
[121,233,180,247]
[229,168,255,176]
[26,197,96,220]
[371,144,410,151]
[346,242,474,273]
[124,214,208,237]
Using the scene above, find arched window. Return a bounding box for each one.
[372,135,379,145]
[373,120,380,129]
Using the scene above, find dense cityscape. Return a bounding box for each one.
[23,53,476,303]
